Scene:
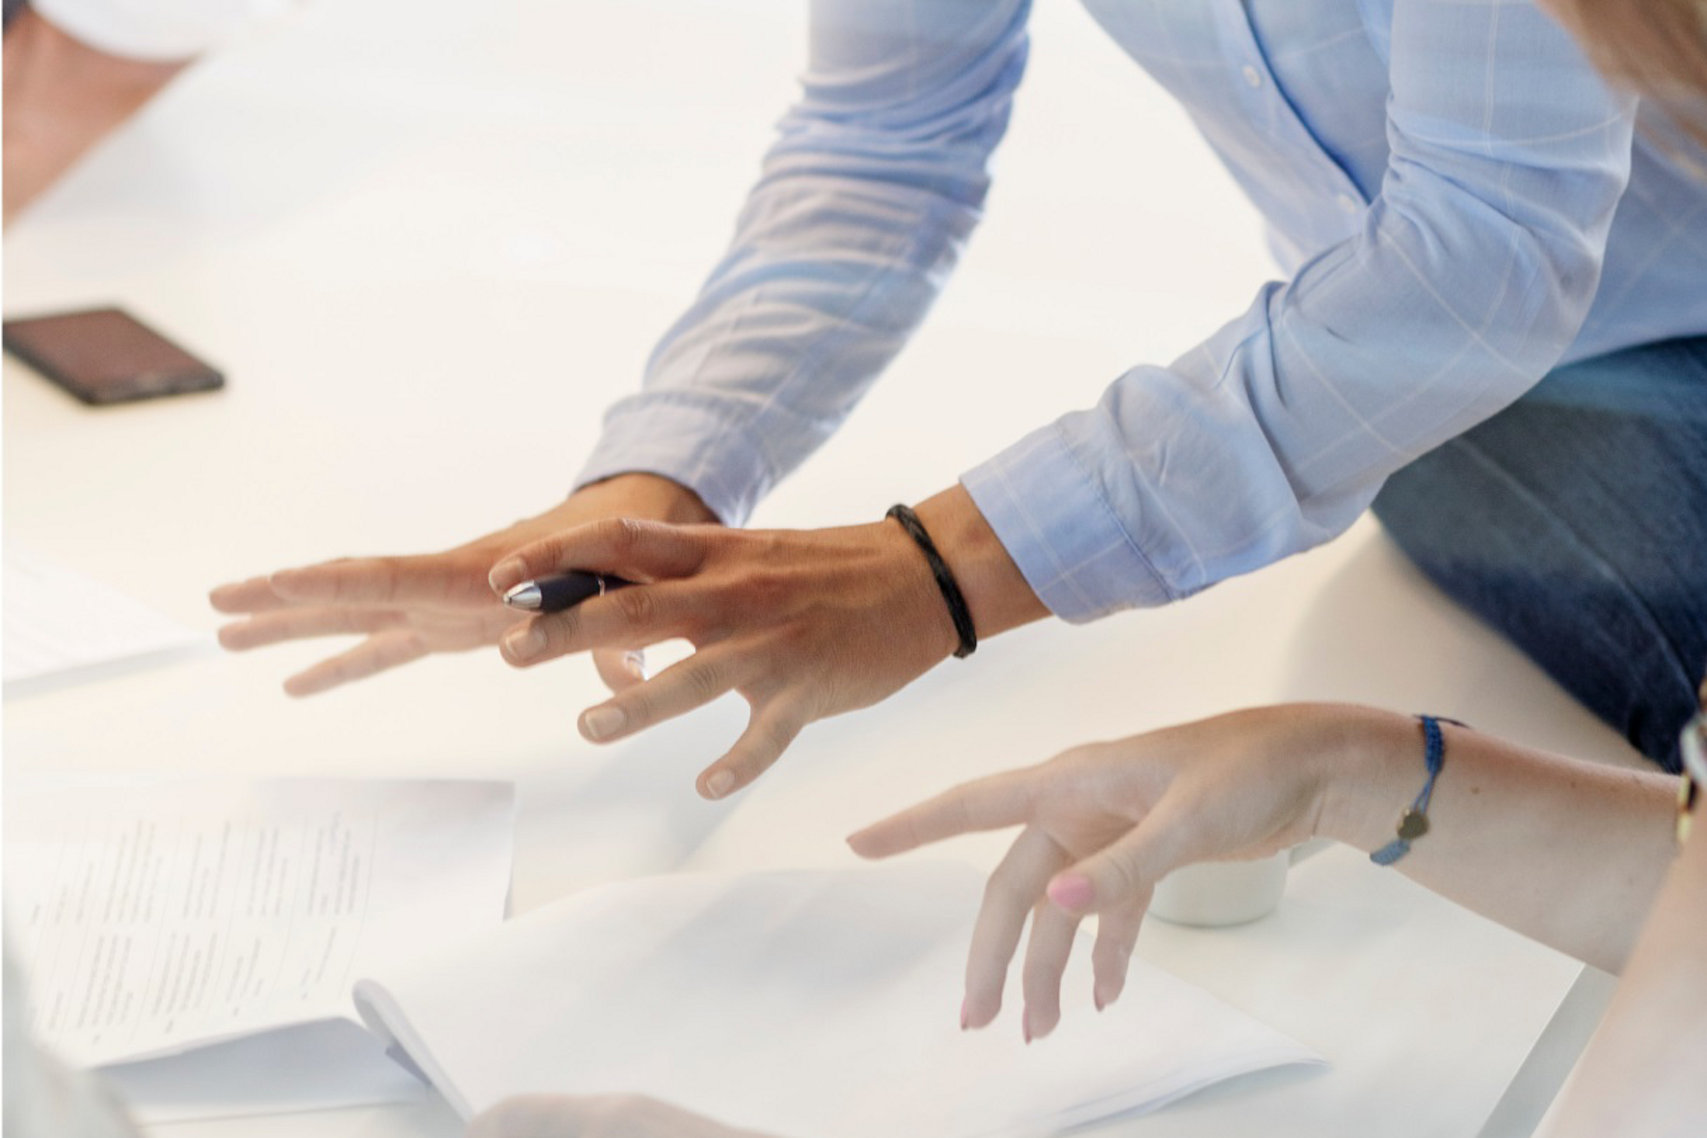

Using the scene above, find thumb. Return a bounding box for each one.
[1045,793,1203,916]
[467,1094,595,1138]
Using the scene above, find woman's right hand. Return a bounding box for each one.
[208,473,717,697]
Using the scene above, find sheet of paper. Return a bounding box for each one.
[355,863,1320,1138]
[5,778,516,1067]
[100,1018,429,1123]
[3,543,209,693]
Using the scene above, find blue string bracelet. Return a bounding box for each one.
[1370,715,1463,867]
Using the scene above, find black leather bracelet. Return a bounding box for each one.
[886,504,977,659]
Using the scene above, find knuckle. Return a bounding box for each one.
[604,516,646,558]
[1098,853,1140,899]
[539,608,583,655]
[612,583,656,627]
[740,566,791,609]
[684,657,726,702]
[528,535,567,569]
[982,872,1027,912]
[372,558,404,600]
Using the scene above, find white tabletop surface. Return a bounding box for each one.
[3,1,1646,1136]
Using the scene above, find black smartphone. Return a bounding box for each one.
[3,307,225,405]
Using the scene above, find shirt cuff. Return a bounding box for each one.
[573,395,779,528]
[961,421,1174,623]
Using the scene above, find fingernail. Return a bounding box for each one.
[268,569,303,596]
[489,559,526,592]
[623,651,648,681]
[1094,989,1106,1013]
[1022,1010,1032,1045]
[580,705,627,741]
[704,770,735,799]
[959,998,969,1031]
[1047,873,1095,912]
[503,625,544,661]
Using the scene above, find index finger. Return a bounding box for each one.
[209,575,297,614]
[265,555,488,608]
[847,768,1037,859]
[213,559,461,610]
[488,518,712,594]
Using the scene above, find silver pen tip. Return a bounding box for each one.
[502,583,543,611]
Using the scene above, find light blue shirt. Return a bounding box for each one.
[577,0,1707,621]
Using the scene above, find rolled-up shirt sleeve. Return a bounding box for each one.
[31,0,288,60]
[575,0,1031,525]
[963,0,1635,619]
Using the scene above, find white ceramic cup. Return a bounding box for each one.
[1147,849,1290,927]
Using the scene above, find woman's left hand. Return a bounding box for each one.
[847,706,1370,1041]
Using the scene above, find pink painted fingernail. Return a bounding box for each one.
[1048,873,1096,912]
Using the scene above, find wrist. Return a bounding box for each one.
[1311,705,1425,850]
[910,486,1048,643]
[569,473,718,527]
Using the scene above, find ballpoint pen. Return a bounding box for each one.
[500,571,632,614]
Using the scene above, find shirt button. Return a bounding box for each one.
[1242,64,1263,88]
[1336,193,1361,214]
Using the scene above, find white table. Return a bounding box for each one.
[3,1,1642,1135]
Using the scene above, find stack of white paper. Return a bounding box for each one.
[354,864,1322,1137]
[8,784,1314,1133]
[5,778,517,1068]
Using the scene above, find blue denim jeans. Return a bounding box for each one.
[1372,336,1707,773]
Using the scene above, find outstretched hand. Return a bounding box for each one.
[468,1094,777,1138]
[217,480,1045,803]
[483,509,966,800]
[209,474,716,697]
[847,706,1358,1041]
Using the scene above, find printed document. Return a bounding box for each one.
[5,778,515,1066]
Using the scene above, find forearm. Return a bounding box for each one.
[1319,707,1675,972]
[578,0,1028,526]
[964,4,1631,624]
[1534,804,1707,1137]
[3,7,187,223]
[911,485,1047,642]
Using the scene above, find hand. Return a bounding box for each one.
[485,486,1046,800]
[846,706,1359,1041]
[485,516,955,799]
[209,474,716,697]
[467,1094,777,1138]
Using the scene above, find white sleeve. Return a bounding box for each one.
[31,0,291,60]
